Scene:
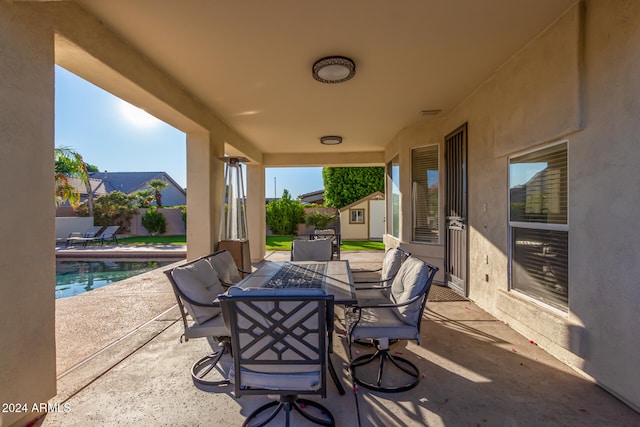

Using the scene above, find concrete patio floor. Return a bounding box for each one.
[37,250,640,426]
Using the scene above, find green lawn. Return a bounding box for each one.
[117,235,385,251]
[266,236,384,251]
[117,235,187,245]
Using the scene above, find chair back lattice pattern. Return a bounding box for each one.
[220,289,333,398]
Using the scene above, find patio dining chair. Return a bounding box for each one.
[219,287,337,427]
[164,255,232,388]
[311,229,341,260]
[291,238,333,262]
[346,256,438,393]
[353,246,411,293]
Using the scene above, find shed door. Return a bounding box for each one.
[369,199,385,239]
[445,123,468,296]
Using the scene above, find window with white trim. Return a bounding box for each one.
[412,145,439,243]
[350,209,365,224]
[509,141,568,311]
[387,155,400,238]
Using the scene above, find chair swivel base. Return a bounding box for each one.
[191,345,230,388]
[244,395,335,427]
[351,348,420,393]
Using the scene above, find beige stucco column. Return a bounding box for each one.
[185,132,224,259]
[246,163,266,262]
[0,3,57,426]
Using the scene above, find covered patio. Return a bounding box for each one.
[41,251,638,426]
[3,1,640,426]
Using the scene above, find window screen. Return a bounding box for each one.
[387,156,400,238]
[412,145,439,242]
[509,142,568,311]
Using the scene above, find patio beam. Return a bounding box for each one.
[263,151,385,167]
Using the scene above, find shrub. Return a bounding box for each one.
[305,211,334,228]
[141,206,167,236]
[180,205,187,231]
[76,191,138,231]
[266,189,305,235]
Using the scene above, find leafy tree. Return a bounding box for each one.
[322,166,384,208]
[77,191,138,231]
[132,189,155,208]
[266,189,305,235]
[54,146,94,216]
[305,211,335,228]
[141,206,167,235]
[147,179,169,207]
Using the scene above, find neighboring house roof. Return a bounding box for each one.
[66,176,109,198]
[89,171,186,196]
[299,189,325,204]
[339,191,385,211]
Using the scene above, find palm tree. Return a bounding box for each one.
[54,172,79,207]
[54,146,94,217]
[147,179,169,207]
[133,189,155,208]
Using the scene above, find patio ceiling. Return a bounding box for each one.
[74,0,576,157]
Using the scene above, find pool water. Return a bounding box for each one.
[55,260,176,299]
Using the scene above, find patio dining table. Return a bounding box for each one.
[234,260,357,305]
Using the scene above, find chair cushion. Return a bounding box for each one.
[230,368,321,391]
[292,239,333,261]
[172,259,224,323]
[348,306,421,341]
[390,257,430,325]
[381,248,404,281]
[208,251,241,284]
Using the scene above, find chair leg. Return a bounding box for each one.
[191,341,230,388]
[243,395,334,427]
[328,357,346,395]
[351,348,420,393]
[293,398,335,426]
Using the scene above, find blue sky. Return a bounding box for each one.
[55,66,323,198]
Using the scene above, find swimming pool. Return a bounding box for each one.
[55,259,177,299]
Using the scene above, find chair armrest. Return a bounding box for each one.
[219,280,234,288]
[351,292,424,310]
[353,277,393,288]
[352,267,383,275]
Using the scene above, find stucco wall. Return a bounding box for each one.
[55,217,95,240]
[385,0,640,410]
[129,208,186,236]
[0,3,57,426]
[566,0,640,408]
[340,200,369,240]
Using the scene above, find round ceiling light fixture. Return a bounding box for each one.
[312,56,356,84]
[320,135,343,145]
